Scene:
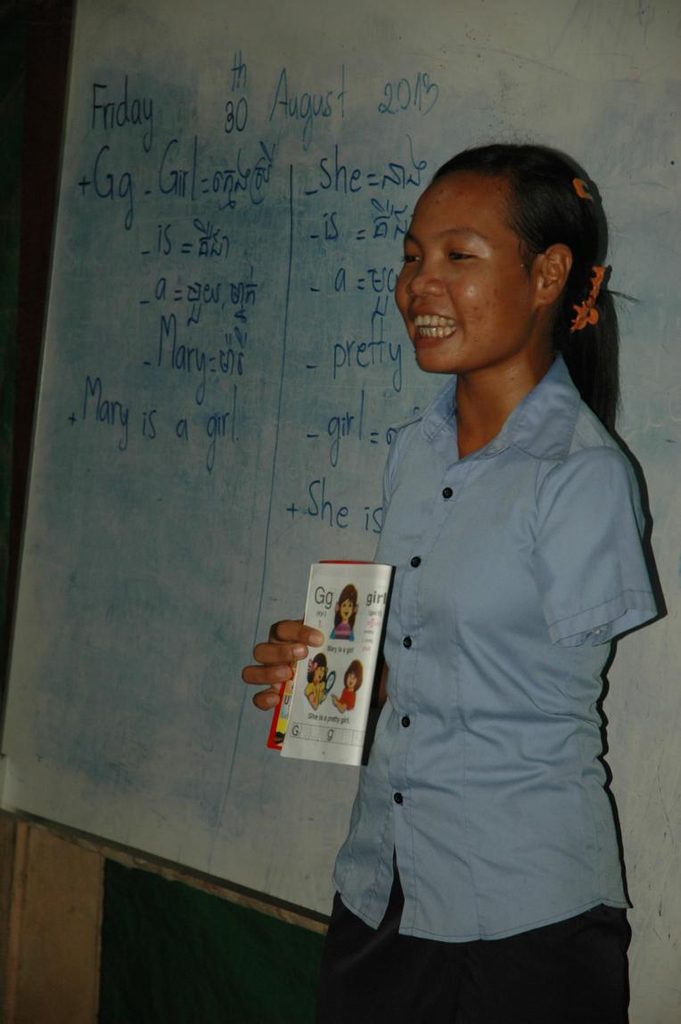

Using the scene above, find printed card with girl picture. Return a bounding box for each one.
[268,561,393,766]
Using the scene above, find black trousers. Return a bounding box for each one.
[315,867,631,1024]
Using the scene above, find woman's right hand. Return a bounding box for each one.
[241,620,324,710]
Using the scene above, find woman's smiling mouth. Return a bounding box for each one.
[413,314,457,338]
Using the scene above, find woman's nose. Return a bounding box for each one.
[408,263,443,296]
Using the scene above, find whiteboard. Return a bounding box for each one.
[3,1,680,1018]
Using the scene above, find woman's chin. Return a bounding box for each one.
[413,340,459,374]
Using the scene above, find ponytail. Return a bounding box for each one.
[555,284,619,433]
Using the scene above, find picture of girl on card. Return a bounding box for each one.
[304,653,333,710]
[332,659,363,713]
[330,584,359,641]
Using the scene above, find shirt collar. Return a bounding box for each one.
[420,355,581,460]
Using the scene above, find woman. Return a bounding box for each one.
[242,144,658,1023]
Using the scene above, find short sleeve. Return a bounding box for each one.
[534,447,657,646]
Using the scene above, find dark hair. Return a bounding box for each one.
[307,653,327,683]
[433,144,619,431]
[335,584,359,629]
[344,659,363,690]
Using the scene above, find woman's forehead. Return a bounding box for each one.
[412,171,514,236]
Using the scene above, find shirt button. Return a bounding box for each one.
[410,556,421,568]
[442,486,453,499]
[401,715,411,728]
[394,792,403,805]
[402,636,412,649]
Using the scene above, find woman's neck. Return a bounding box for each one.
[455,353,553,458]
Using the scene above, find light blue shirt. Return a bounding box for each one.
[333,356,657,941]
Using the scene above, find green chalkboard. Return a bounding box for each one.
[100,861,323,1024]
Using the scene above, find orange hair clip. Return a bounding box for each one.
[572,177,593,201]
[570,265,607,333]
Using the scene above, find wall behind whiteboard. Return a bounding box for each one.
[1,1,679,1019]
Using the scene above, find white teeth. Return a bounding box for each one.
[413,314,456,327]
[413,314,456,337]
[417,326,455,337]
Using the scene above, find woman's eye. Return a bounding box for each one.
[401,253,419,264]
[449,251,471,261]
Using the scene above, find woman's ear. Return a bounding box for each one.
[533,244,572,308]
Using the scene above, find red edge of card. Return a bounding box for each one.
[267,688,285,750]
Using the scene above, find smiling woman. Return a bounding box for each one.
[395,172,567,455]
[429,144,619,429]
[243,143,658,1024]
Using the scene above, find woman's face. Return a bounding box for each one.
[339,597,355,623]
[346,671,358,691]
[313,664,325,685]
[395,172,555,380]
